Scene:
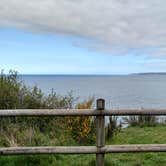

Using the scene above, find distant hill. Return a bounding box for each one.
[131,72,166,75]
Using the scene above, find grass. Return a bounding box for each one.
[0,125,166,166]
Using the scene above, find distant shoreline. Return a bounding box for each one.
[130,72,166,75]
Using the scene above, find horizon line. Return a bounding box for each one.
[17,72,166,76]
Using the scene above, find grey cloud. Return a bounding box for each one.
[0,0,166,56]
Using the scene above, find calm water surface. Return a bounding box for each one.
[20,75,166,109]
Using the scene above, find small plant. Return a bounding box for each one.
[66,98,96,144]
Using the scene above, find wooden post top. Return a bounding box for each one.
[96,98,105,110]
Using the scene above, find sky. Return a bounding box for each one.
[0,0,166,74]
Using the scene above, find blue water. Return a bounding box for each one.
[20,74,166,109]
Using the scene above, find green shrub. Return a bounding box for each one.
[0,70,77,147]
[67,98,96,144]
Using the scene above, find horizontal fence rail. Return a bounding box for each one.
[0,145,166,155]
[0,99,166,166]
[0,109,166,116]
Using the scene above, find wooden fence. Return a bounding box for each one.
[0,99,166,166]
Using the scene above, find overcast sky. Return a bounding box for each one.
[0,0,166,74]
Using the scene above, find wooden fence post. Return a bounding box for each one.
[96,99,105,166]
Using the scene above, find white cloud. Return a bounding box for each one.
[0,0,166,56]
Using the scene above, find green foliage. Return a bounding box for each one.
[44,89,75,109]
[0,155,57,166]
[0,70,47,109]
[67,98,96,144]
[0,125,166,166]
[0,70,76,148]
[0,70,75,110]
[0,70,21,109]
[104,125,166,166]
[0,70,95,149]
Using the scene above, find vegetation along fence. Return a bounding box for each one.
[0,99,166,166]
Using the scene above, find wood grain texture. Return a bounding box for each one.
[0,145,166,155]
[0,109,166,117]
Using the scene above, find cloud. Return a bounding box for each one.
[0,0,166,56]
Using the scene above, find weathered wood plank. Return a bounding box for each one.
[96,99,105,166]
[104,144,166,153]
[0,109,166,117]
[0,146,96,155]
[0,145,166,155]
[0,109,95,117]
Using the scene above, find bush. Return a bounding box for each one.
[66,98,96,144]
[0,70,96,147]
[0,70,75,110]
[0,70,77,147]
